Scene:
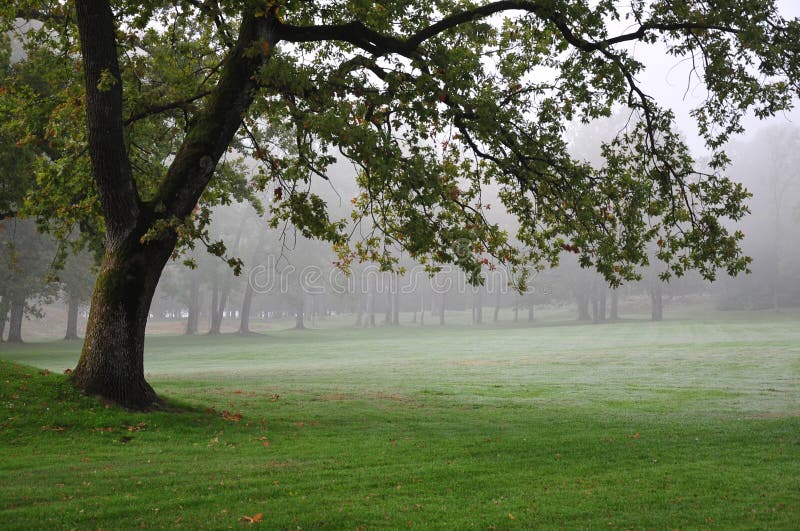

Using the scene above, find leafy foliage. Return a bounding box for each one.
[5,0,800,289]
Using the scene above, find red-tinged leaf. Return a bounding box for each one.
[63,368,72,375]
[241,513,263,524]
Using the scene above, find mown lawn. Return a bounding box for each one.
[1,310,798,528]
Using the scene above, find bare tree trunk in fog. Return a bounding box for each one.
[364,288,375,327]
[411,290,417,324]
[439,290,446,326]
[418,289,425,326]
[528,301,534,322]
[310,296,318,327]
[473,289,483,324]
[493,287,501,323]
[392,285,400,325]
[355,294,364,326]
[513,299,519,322]
[209,279,221,334]
[7,297,24,343]
[65,295,81,340]
[239,229,266,335]
[770,181,784,312]
[610,289,619,320]
[598,288,607,321]
[576,292,590,321]
[384,290,392,324]
[209,218,246,334]
[238,280,255,334]
[185,276,200,335]
[294,299,305,330]
[650,282,663,321]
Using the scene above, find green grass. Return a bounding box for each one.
[1,309,799,528]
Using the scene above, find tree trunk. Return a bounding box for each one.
[72,235,175,409]
[294,302,305,330]
[527,302,534,322]
[65,296,81,340]
[209,221,245,334]
[651,283,663,321]
[610,289,619,320]
[576,292,591,321]
[7,297,24,343]
[598,288,607,321]
[238,279,255,334]
[493,288,501,323]
[384,291,392,324]
[473,290,483,324]
[209,278,222,334]
[392,287,400,325]
[513,302,519,322]
[367,291,375,327]
[185,278,200,335]
[439,291,446,326]
[355,295,364,327]
[419,289,425,326]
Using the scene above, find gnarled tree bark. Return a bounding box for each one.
[72,0,276,408]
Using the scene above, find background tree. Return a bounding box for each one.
[0,219,59,342]
[58,248,96,340]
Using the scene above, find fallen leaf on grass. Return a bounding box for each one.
[41,425,66,431]
[508,513,516,520]
[221,410,243,422]
[241,512,263,524]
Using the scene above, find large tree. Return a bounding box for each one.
[4,0,800,408]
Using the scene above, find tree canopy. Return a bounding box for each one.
[3,0,800,407]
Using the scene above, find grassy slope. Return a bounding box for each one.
[1,310,798,528]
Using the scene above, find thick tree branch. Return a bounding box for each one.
[154,9,278,219]
[75,0,141,242]
[277,0,743,57]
